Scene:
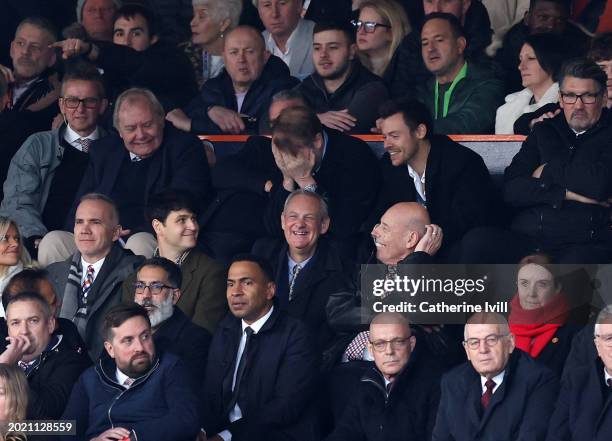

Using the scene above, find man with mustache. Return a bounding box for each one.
[131,257,210,387]
[61,302,201,441]
[464,58,612,264]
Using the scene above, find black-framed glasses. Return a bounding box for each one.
[369,337,411,352]
[560,92,601,105]
[351,19,391,33]
[60,96,101,109]
[133,281,175,295]
[463,334,509,350]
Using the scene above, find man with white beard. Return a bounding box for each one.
[132,257,210,386]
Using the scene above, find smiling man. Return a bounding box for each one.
[67,87,211,258]
[121,190,226,334]
[61,302,201,441]
[47,193,144,360]
[298,21,388,133]
[203,254,318,441]
[325,312,441,441]
[374,98,496,255]
[433,312,558,441]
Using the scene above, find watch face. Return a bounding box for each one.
[304,184,317,192]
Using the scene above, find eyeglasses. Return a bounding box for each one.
[133,281,175,295]
[60,96,101,109]
[595,333,612,347]
[463,334,508,350]
[351,20,391,33]
[369,337,411,352]
[560,92,601,105]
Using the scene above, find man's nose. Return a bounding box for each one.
[271,4,280,17]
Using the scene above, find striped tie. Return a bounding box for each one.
[82,265,95,304]
[288,264,302,301]
[74,138,92,152]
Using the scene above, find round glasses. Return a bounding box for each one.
[351,19,391,33]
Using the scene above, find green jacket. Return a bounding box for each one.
[417,61,505,134]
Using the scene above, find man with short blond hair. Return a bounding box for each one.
[433,312,558,441]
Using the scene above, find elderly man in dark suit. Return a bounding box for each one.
[546,305,612,441]
[253,189,349,368]
[433,312,558,441]
[203,254,319,441]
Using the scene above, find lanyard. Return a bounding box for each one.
[434,62,468,119]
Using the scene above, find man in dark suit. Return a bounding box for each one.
[253,189,349,368]
[433,312,558,441]
[122,190,227,334]
[203,254,319,441]
[69,87,211,258]
[546,305,612,441]
[207,91,380,260]
[130,257,210,387]
[375,98,497,255]
[326,312,441,441]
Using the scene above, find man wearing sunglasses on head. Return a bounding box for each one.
[0,67,108,262]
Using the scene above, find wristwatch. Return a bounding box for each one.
[303,183,317,193]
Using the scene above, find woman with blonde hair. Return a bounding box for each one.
[182,0,243,89]
[0,218,31,318]
[353,0,410,82]
[0,363,28,441]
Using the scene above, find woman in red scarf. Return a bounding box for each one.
[508,254,578,376]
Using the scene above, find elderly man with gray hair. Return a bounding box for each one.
[42,87,211,263]
[546,306,612,441]
[433,312,558,441]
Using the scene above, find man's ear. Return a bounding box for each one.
[415,123,428,140]
[112,224,122,242]
[263,49,271,64]
[152,219,163,237]
[104,340,115,359]
[320,216,330,235]
[457,36,467,55]
[266,281,276,300]
[172,288,182,305]
[405,230,420,250]
[150,35,159,46]
[348,43,357,60]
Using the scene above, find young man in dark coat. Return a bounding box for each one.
[0,292,90,420]
[297,21,388,134]
[375,97,497,256]
[61,303,201,441]
[325,312,441,441]
[547,306,612,441]
[203,254,319,441]
[433,312,558,441]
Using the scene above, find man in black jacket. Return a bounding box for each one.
[298,21,388,134]
[53,3,197,112]
[547,306,612,441]
[375,97,497,256]
[0,292,90,419]
[203,254,319,441]
[433,312,558,441]
[167,25,299,135]
[326,312,441,441]
[131,257,211,386]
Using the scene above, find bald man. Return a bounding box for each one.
[433,312,558,441]
[374,98,498,256]
[326,312,441,441]
[169,26,299,136]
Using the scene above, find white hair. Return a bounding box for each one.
[594,305,612,336]
[192,0,243,29]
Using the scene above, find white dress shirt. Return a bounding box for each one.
[407,164,427,203]
[80,257,105,285]
[64,124,100,151]
[263,19,315,80]
[481,370,506,396]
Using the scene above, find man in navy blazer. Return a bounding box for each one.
[547,305,612,441]
[202,254,319,441]
[433,312,558,441]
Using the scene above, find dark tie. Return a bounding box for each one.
[386,381,394,396]
[481,379,496,408]
[607,378,612,387]
[226,327,254,413]
[288,264,302,301]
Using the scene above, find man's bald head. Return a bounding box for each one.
[223,25,269,92]
[371,202,431,264]
[224,25,266,52]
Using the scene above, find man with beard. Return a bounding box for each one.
[297,21,388,133]
[132,257,211,386]
[61,302,201,441]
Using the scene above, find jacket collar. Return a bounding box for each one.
[96,350,161,390]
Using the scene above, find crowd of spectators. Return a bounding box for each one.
[0,0,611,440]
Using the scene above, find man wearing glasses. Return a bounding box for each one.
[547,305,612,440]
[131,257,210,387]
[325,312,441,441]
[0,68,108,263]
[433,312,558,441]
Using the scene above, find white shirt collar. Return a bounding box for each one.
[64,124,100,150]
[288,254,313,277]
[480,370,505,395]
[241,305,274,334]
[80,256,105,284]
[407,164,426,202]
[604,366,612,384]
[129,152,141,161]
[115,367,132,387]
[12,78,37,104]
